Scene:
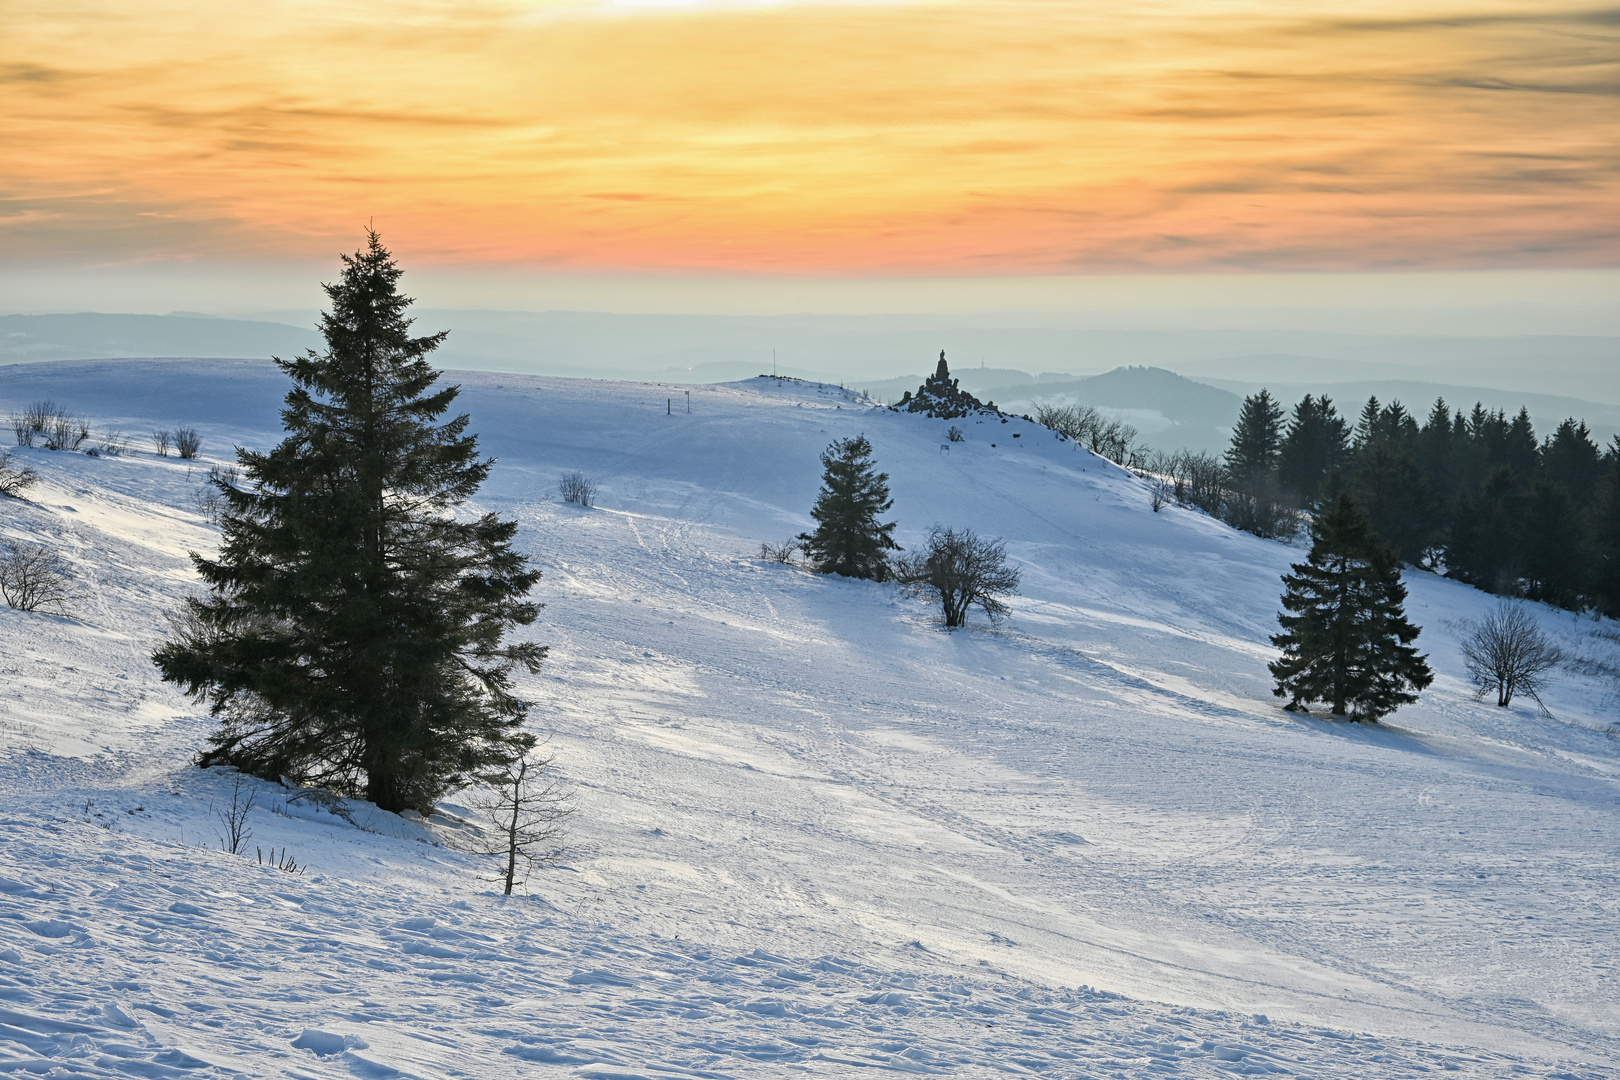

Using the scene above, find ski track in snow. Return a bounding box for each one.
[0,359,1616,1078]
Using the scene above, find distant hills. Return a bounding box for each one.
[3,310,1614,456]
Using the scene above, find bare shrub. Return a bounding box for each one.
[0,540,80,614]
[93,430,129,457]
[1034,402,1147,466]
[0,450,39,498]
[896,526,1021,628]
[1220,473,1301,540]
[151,429,172,456]
[470,750,573,895]
[1147,449,1226,517]
[194,464,240,524]
[945,425,965,443]
[15,401,89,452]
[558,470,597,507]
[174,427,203,460]
[1460,601,1563,710]
[12,401,53,447]
[759,538,800,563]
[213,772,257,855]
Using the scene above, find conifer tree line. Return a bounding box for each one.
[1218,388,1618,614]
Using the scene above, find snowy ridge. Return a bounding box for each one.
[0,359,1616,1077]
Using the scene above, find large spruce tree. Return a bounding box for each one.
[1270,494,1433,721]
[154,231,545,814]
[799,434,899,579]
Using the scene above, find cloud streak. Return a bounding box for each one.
[2,0,1616,273]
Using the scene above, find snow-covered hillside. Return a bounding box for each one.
[1,358,1617,1079]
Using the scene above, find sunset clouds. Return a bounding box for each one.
[3,1,1616,274]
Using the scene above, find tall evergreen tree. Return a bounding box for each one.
[1225,389,1285,483]
[1276,394,1349,506]
[153,231,544,814]
[1350,402,1434,565]
[799,434,899,579]
[1270,494,1433,721]
[1543,417,1601,504]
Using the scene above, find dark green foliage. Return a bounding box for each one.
[894,352,995,420]
[1543,418,1601,503]
[799,434,899,579]
[1270,494,1433,721]
[1521,481,1584,607]
[1276,394,1349,506]
[153,231,545,815]
[1447,467,1527,594]
[1226,389,1285,484]
[1348,402,1435,566]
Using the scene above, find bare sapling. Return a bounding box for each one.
[1460,601,1563,711]
[151,429,172,456]
[473,750,573,895]
[214,772,258,855]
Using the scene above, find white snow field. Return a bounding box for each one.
[1,357,1617,1079]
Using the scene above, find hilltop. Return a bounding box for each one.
[0,359,1616,1078]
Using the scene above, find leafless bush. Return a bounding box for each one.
[1144,449,1226,517]
[92,430,129,457]
[759,538,800,563]
[1220,473,1301,540]
[194,465,240,524]
[0,540,80,614]
[12,401,53,448]
[896,526,1021,628]
[946,425,965,443]
[1460,602,1563,711]
[470,750,573,895]
[174,427,203,460]
[151,429,172,456]
[558,470,597,507]
[213,772,257,855]
[0,450,38,498]
[14,401,90,451]
[1034,402,1147,466]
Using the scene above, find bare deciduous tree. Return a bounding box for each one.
[896,526,1021,628]
[1460,601,1563,710]
[0,450,38,499]
[0,541,80,614]
[151,429,172,456]
[558,470,597,507]
[471,750,573,895]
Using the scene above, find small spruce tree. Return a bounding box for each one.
[1225,389,1285,484]
[154,231,545,814]
[1270,494,1433,721]
[799,434,899,579]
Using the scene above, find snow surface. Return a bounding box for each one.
[0,358,1617,1079]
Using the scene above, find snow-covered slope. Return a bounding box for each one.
[1,358,1617,1079]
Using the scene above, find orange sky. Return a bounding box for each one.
[3,0,1617,275]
